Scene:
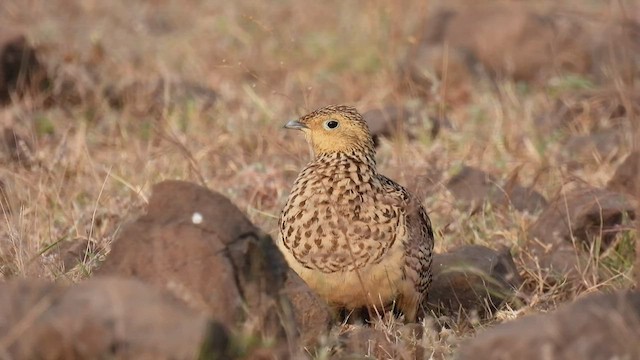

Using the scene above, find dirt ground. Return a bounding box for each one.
[0,0,639,359]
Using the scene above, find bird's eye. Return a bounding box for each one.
[323,119,339,130]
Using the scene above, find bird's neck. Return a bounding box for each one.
[315,150,377,172]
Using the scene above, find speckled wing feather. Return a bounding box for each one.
[379,175,434,298]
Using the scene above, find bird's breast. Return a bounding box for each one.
[279,169,405,274]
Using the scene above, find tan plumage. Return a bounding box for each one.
[277,105,434,322]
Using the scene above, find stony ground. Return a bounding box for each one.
[0,0,639,359]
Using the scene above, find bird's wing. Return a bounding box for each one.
[377,174,433,240]
[378,174,434,296]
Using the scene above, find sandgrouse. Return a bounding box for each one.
[278,104,434,322]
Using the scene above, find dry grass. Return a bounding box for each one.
[0,0,638,358]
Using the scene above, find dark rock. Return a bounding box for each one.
[548,90,636,131]
[51,239,91,271]
[529,187,636,250]
[608,151,640,197]
[0,279,66,331]
[526,187,636,282]
[520,241,588,286]
[398,41,474,104]
[363,106,412,146]
[0,34,48,105]
[494,185,548,214]
[363,106,449,145]
[284,269,332,346]
[362,105,429,146]
[426,245,522,318]
[446,166,547,213]
[0,277,224,359]
[407,167,445,201]
[591,19,640,81]
[97,180,296,341]
[446,166,495,209]
[457,290,640,360]
[561,129,626,167]
[401,3,591,96]
[46,63,101,108]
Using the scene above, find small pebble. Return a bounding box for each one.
[191,212,203,224]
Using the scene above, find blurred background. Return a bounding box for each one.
[0,0,639,357]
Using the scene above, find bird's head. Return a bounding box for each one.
[284,105,375,156]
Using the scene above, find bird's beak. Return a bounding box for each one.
[284,119,308,130]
